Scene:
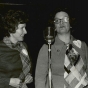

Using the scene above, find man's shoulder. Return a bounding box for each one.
[39,44,48,52]
[41,44,48,48]
[72,36,88,49]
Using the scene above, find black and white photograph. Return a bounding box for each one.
[0,0,87,88]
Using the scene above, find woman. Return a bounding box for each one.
[0,10,33,88]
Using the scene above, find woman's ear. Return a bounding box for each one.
[9,32,12,37]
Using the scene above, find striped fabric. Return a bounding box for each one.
[64,44,88,88]
[3,37,33,88]
[18,43,33,88]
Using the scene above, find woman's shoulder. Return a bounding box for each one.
[0,40,6,47]
[0,40,12,52]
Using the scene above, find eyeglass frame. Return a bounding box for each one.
[54,16,69,24]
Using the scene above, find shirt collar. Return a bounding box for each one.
[54,35,75,45]
[53,35,75,51]
[3,36,21,48]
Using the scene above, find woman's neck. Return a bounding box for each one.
[9,36,18,44]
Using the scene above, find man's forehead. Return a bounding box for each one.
[54,11,69,19]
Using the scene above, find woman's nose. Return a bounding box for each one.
[24,28,27,34]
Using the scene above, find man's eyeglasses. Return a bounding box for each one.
[54,17,69,24]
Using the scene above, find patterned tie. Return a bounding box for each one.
[64,44,88,88]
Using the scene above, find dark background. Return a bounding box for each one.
[0,0,87,87]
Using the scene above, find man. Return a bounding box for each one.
[35,11,88,88]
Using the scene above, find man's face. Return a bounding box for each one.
[10,23,27,43]
[54,11,70,34]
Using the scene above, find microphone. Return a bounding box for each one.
[43,27,55,44]
[43,26,55,58]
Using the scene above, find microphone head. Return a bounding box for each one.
[43,27,55,44]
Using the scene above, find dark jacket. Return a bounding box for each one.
[0,40,27,88]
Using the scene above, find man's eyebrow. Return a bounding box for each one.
[54,16,69,19]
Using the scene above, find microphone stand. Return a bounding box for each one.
[48,40,52,88]
[44,26,55,88]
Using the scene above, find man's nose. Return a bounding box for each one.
[60,20,63,24]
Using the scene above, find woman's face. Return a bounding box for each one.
[10,23,27,43]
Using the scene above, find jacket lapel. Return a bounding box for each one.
[53,36,66,55]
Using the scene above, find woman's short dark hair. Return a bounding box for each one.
[4,10,29,36]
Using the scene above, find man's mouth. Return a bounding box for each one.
[60,26,64,28]
[21,34,24,36]
[21,35,24,37]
